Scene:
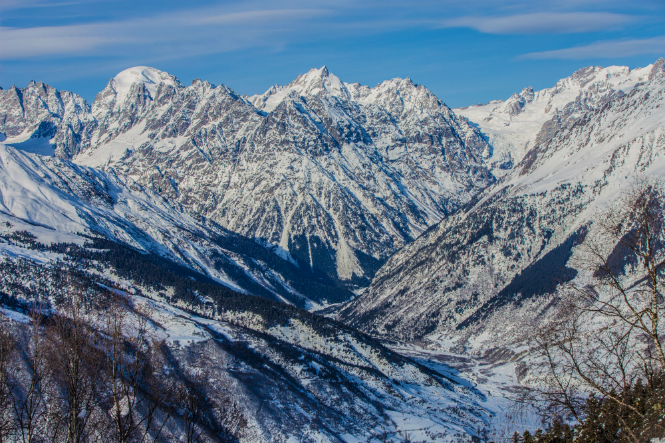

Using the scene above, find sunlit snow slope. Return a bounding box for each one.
[0,144,352,307]
[456,58,664,174]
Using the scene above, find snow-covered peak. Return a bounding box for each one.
[290,66,348,97]
[551,63,651,94]
[249,68,450,117]
[250,66,351,112]
[354,77,448,116]
[455,58,662,169]
[649,57,665,80]
[94,66,180,113]
[112,66,179,103]
[356,77,414,101]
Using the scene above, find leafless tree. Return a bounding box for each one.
[0,283,188,443]
[10,309,51,443]
[0,315,17,443]
[139,340,177,443]
[524,176,665,429]
[98,294,173,443]
[46,285,106,443]
[173,370,210,443]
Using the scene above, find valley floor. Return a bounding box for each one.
[386,340,542,441]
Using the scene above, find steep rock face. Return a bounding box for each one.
[456,59,665,173]
[0,81,94,157]
[339,75,665,347]
[0,144,352,306]
[2,66,494,289]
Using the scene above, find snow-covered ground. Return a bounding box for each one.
[2,131,56,156]
[389,339,542,441]
[0,243,495,442]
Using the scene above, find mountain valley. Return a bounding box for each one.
[1,58,664,441]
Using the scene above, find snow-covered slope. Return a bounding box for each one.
[456,58,664,173]
[0,223,493,442]
[0,67,494,289]
[339,70,665,349]
[0,143,352,306]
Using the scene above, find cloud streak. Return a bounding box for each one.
[0,6,334,60]
[0,1,659,71]
[197,9,331,25]
[440,12,639,34]
[0,24,128,59]
[0,0,109,12]
[518,36,665,60]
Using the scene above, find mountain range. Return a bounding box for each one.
[340,58,665,349]
[1,57,664,441]
[1,65,493,296]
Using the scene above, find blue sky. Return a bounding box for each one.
[1,0,664,108]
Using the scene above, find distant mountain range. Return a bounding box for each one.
[1,57,664,441]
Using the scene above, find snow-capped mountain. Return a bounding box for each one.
[0,66,494,289]
[3,58,664,440]
[456,58,664,173]
[339,64,665,349]
[0,65,508,440]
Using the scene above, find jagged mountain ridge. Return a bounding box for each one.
[0,64,505,440]
[339,67,665,347]
[0,66,494,290]
[455,58,665,173]
[0,80,94,156]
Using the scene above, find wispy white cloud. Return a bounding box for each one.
[518,36,665,60]
[0,6,334,60]
[197,9,331,25]
[0,24,126,59]
[440,12,639,34]
[0,1,657,64]
[0,0,109,12]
